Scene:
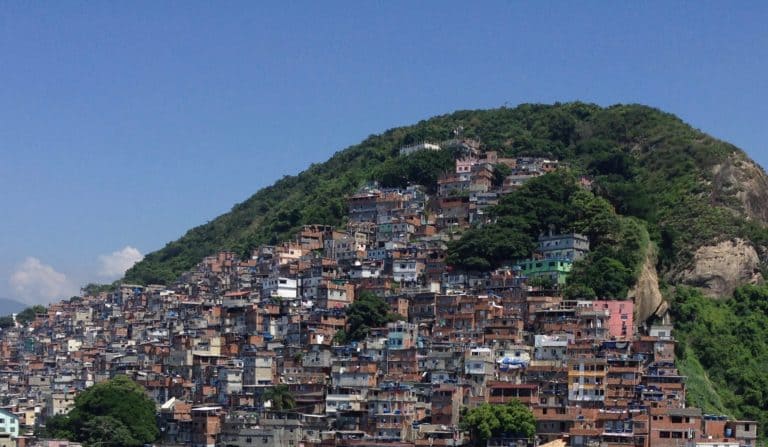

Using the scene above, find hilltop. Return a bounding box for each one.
[126,102,768,291]
[4,101,768,443]
[121,102,768,432]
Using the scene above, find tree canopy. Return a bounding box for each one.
[15,305,46,325]
[374,145,457,193]
[671,285,768,434]
[0,315,13,329]
[263,384,296,412]
[81,282,117,296]
[343,291,399,342]
[43,375,158,447]
[460,400,536,446]
[446,170,647,299]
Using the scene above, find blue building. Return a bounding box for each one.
[0,408,19,439]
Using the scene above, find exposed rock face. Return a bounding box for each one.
[712,153,768,226]
[681,238,763,297]
[628,244,666,324]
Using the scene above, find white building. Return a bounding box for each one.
[262,277,297,299]
[393,259,420,283]
[0,409,19,439]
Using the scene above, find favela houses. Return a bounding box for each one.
[1,131,763,447]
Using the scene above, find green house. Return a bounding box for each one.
[515,258,573,285]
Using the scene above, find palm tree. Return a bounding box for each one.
[263,384,296,411]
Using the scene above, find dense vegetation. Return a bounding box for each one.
[374,145,458,193]
[337,291,401,343]
[263,384,296,411]
[460,400,536,446]
[14,305,47,325]
[446,171,649,299]
[43,375,159,446]
[125,102,766,285]
[671,285,768,434]
[81,282,117,296]
[0,315,13,329]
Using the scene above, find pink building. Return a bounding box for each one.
[455,156,478,173]
[593,300,633,339]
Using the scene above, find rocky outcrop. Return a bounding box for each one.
[680,238,763,297]
[628,243,666,324]
[712,153,768,226]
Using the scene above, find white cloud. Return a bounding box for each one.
[98,246,144,278]
[10,257,77,304]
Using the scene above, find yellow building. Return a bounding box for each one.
[567,358,607,406]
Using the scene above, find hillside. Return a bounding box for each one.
[122,102,768,432]
[125,102,768,287]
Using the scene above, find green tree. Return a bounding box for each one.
[563,283,597,300]
[460,400,536,447]
[569,256,633,299]
[527,275,555,289]
[569,188,619,245]
[81,283,116,296]
[264,384,296,411]
[671,285,768,435]
[81,416,137,447]
[345,292,396,341]
[375,145,458,193]
[62,375,158,446]
[332,329,347,345]
[0,315,14,329]
[39,414,74,440]
[447,169,644,287]
[447,225,534,271]
[492,163,511,187]
[16,305,46,325]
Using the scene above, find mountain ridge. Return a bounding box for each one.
[125,102,768,292]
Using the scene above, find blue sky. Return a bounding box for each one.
[1,1,766,304]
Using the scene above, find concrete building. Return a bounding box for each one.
[538,232,590,261]
[0,409,19,439]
